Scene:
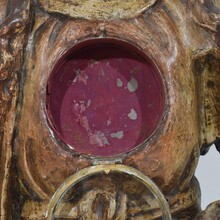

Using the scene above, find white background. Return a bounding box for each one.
[195,146,220,210]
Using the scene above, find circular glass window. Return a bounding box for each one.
[46,38,165,157]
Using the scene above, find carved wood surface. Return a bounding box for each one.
[0,0,220,219]
[38,0,158,20]
[0,0,30,219]
[196,201,220,220]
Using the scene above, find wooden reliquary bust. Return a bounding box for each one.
[0,0,220,219]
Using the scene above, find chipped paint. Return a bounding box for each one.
[127,77,138,92]
[80,116,90,130]
[73,100,86,113]
[87,99,91,107]
[77,73,88,85]
[128,108,137,120]
[110,131,124,139]
[74,68,81,75]
[89,131,110,147]
[117,78,123,88]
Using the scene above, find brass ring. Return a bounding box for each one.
[46,164,172,219]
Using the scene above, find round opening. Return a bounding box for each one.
[46,38,165,157]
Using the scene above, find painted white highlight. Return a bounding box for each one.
[107,120,112,126]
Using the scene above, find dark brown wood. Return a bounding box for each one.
[0,0,220,219]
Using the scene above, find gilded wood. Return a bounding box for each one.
[0,0,220,219]
[0,0,30,219]
[39,0,158,20]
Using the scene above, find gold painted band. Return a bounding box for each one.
[46,164,172,220]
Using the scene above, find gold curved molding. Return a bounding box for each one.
[38,0,158,20]
[46,164,172,220]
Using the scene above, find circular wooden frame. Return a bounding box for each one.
[45,38,166,157]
